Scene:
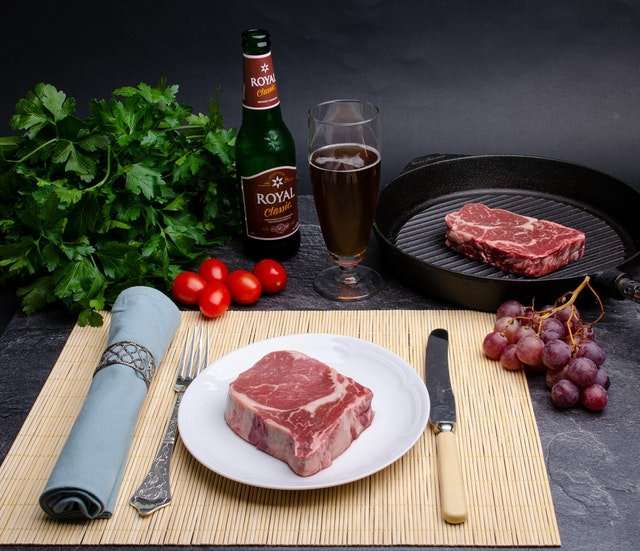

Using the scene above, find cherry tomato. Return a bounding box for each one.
[198,281,231,318]
[172,271,206,305]
[199,258,229,284]
[227,270,262,305]
[253,259,287,294]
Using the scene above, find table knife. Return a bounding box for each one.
[425,328,467,524]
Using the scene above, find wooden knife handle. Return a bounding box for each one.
[436,430,467,524]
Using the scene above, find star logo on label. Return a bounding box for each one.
[260,63,269,73]
[271,175,284,188]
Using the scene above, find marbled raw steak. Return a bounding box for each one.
[445,202,586,277]
[224,350,374,476]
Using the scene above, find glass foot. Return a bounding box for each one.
[313,265,384,301]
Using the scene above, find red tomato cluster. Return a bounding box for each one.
[171,258,288,318]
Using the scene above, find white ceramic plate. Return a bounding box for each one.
[178,333,430,490]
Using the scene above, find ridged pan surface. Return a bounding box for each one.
[395,190,629,281]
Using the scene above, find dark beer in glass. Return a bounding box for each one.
[308,100,382,300]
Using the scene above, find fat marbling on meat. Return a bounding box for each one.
[445,202,586,277]
[224,350,374,476]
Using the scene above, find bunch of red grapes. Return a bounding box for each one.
[482,296,609,412]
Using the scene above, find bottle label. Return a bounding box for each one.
[243,52,280,110]
[240,166,299,240]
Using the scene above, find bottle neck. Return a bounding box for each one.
[241,104,283,126]
[242,50,281,113]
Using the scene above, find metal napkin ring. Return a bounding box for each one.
[94,341,157,388]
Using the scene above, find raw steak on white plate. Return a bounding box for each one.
[225,350,374,476]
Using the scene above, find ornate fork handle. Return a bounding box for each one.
[130,394,182,516]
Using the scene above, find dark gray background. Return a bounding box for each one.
[2,0,640,193]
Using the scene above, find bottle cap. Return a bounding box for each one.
[242,29,271,54]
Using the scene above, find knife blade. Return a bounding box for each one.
[425,328,467,524]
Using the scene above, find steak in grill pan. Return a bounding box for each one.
[444,202,586,277]
[374,154,640,310]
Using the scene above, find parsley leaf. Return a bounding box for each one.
[125,163,163,199]
[0,82,241,325]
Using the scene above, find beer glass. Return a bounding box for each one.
[308,100,383,300]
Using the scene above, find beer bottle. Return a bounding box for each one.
[235,28,300,259]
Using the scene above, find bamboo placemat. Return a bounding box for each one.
[0,310,559,546]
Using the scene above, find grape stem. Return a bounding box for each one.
[585,280,605,326]
[531,275,605,349]
[566,309,577,348]
[536,276,590,325]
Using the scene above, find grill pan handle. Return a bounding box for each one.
[401,154,468,175]
[594,270,640,303]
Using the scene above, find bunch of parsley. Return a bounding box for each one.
[0,82,240,325]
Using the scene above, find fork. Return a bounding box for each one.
[130,326,209,516]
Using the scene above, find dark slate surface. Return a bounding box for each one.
[1,197,639,551]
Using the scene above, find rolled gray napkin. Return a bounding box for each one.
[39,286,180,521]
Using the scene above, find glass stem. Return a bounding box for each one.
[338,265,360,286]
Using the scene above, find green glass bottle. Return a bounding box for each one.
[235,28,300,259]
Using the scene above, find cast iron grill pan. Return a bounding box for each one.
[374,154,640,310]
